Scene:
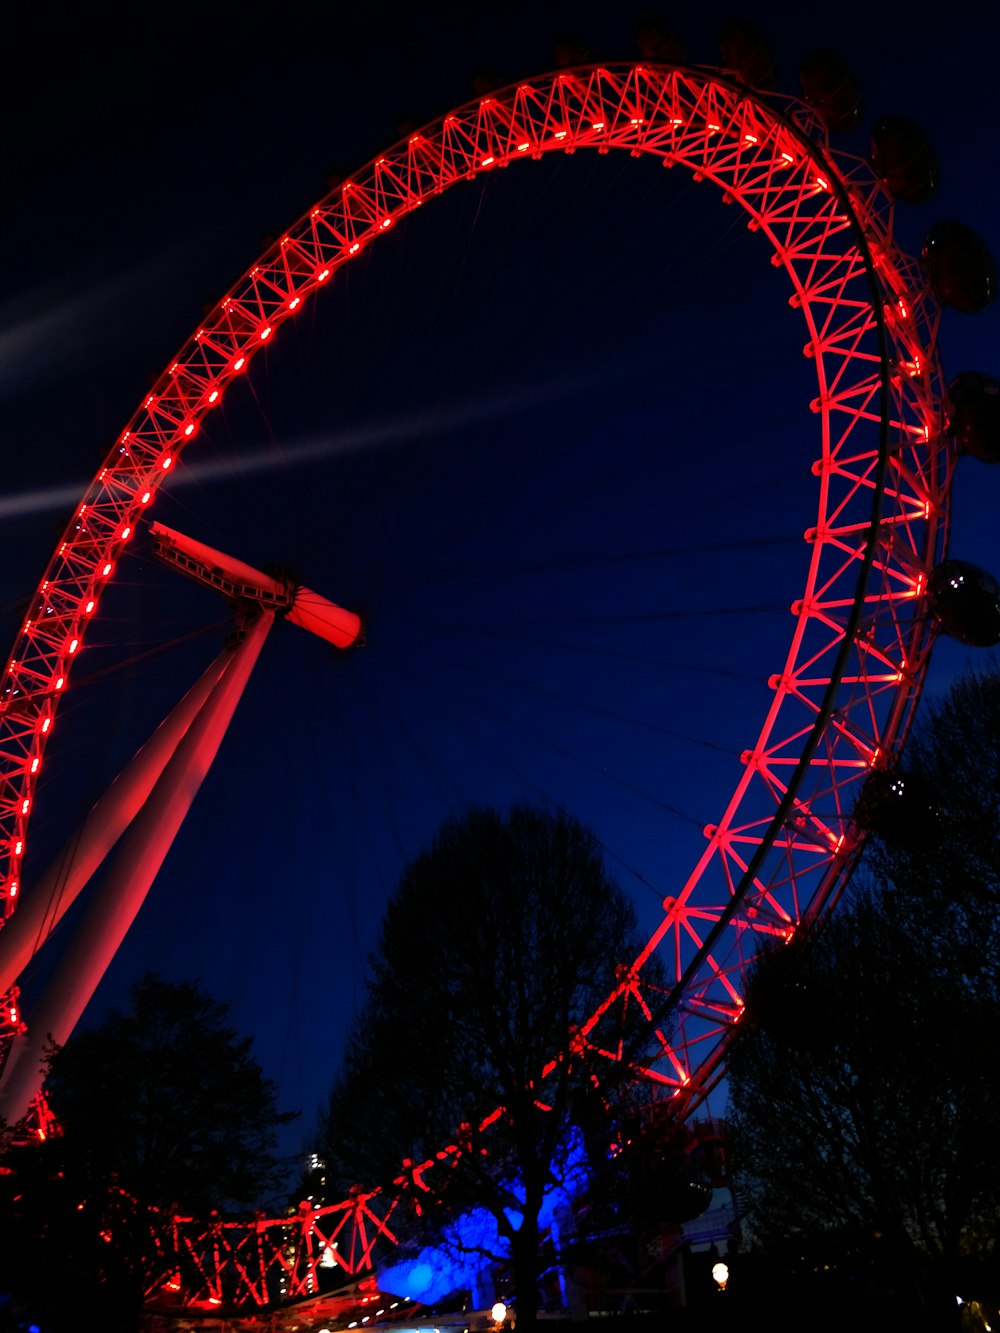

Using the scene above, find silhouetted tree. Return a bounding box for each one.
[319,805,662,1329]
[0,974,296,1331]
[729,668,1000,1322]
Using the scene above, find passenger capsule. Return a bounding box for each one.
[853,768,940,850]
[799,49,862,133]
[870,115,938,203]
[928,560,1000,646]
[948,373,1000,463]
[718,18,776,89]
[617,1130,714,1222]
[552,34,592,68]
[471,70,502,97]
[635,18,687,64]
[923,221,996,312]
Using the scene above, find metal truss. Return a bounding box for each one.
[147,1189,400,1312]
[0,61,948,1305]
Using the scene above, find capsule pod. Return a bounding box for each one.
[471,70,502,97]
[691,1120,730,1188]
[621,1140,713,1222]
[871,115,938,203]
[853,768,940,850]
[552,34,592,68]
[923,221,997,312]
[948,372,1000,463]
[718,18,776,89]
[799,49,862,132]
[635,17,686,64]
[928,560,1000,646]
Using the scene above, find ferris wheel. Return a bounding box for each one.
[0,32,997,1307]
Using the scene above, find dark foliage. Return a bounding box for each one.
[45,972,296,1214]
[868,666,1000,912]
[0,974,296,1332]
[729,668,1000,1320]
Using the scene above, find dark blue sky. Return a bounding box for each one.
[3,2,999,1172]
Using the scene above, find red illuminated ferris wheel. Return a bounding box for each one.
[0,50,996,1304]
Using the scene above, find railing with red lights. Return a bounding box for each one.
[147,1189,400,1310]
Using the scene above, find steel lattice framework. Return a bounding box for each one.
[151,1190,401,1311]
[0,63,949,1309]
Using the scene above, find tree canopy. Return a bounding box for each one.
[318,804,661,1326]
[728,667,1000,1321]
[45,971,296,1215]
[0,974,296,1331]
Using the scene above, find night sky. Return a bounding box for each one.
[3,2,999,1172]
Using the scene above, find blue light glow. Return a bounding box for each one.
[377,1129,591,1303]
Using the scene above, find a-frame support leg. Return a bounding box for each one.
[0,612,273,1125]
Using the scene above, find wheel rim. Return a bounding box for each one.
[0,62,948,1121]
